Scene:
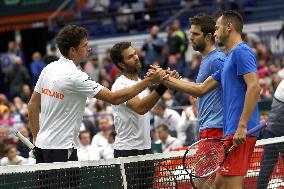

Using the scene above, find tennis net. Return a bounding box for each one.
[0,136,283,189]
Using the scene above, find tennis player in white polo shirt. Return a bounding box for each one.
[110,42,179,188]
[28,25,167,164]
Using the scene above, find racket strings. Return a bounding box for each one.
[184,140,225,177]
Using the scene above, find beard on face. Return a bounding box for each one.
[125,60,141,74]
[193,41,206,52]
[216,30,228,47]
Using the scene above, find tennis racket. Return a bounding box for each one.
[182,122,267,189]
[15,130,35,150]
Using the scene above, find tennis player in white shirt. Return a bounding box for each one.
[110,41,179,188]
[28,25,168,164]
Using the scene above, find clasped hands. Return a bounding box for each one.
[145,65,181,85]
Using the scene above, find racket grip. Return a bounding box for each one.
[16,131,35,150]
[247,122,267,135]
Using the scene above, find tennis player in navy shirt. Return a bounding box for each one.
[157,10,261,189]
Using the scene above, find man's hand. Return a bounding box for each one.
[166,68,181,79]
[146,67,168,84]
[233,123,247,147]
[146,65,181,79]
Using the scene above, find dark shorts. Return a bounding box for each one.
[34,147,78,163]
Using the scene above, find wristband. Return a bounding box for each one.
[155,84,168,96]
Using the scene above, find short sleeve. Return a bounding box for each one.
[111,78,132,105]
[72,71,104,98]
[234,47,257,76]
[211,57,224,74]
[111,78,130,92]
[211,70,221,82]
[34,68,45,94]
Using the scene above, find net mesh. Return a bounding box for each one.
[0,136,283,189]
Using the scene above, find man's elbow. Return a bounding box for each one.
[28,101,40,113]
[28,101,35,112]
[189,86,205,98]
[249,83,261,96]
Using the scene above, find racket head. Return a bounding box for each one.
[183,138,227,178]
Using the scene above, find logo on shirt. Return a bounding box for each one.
[41,88,64,100]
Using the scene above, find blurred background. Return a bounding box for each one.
[0,0,284,164]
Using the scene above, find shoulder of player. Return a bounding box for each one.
[233,43,254,55]
[112,75,133,90]
[207,50,226,64]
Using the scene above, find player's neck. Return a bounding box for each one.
[123,72,139,81]
[201,44,216,57]
[66,55,80,66]
[226,34,243,52]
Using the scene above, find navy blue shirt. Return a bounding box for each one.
[212,42,260,137]
[196,49,225,132]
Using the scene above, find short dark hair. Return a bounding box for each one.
[79,130,90,139]
[4,144,16,154]
[110,42,132,70]
[221,10,243,33]
[56,25,88,57]
[189,14,216,42]
[156,124,169,131]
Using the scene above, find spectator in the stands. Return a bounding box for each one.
[102,57,119,81]
[152,99,181,138]
[30,52,46,87]
[179,96,199,146]
[84,55,103,82]
[155,124,183,153]
[171,19,188,64]
[4,56,30,98]
[95,130,115,160]
[257,57,270,79]
[0,144,27,166]
[0,126,16,159]
[91,116,112,150]
[77,130,96,161]
[141,25,165,73]
[20,85,32,104]
[43,45,59,65]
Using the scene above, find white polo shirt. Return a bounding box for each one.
[111,75,151,150]
[154,108,181,131]
[34,56,104,149]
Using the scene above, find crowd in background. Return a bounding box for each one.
[0,17,283,166]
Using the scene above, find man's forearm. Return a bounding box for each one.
[111,78,152,105]
[137,91,161,114]
[165,77,203,97]
[28,110,40,142]
[239,85,261,126]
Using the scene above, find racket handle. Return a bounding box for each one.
[16,131,35,150]
[247,122,267,135]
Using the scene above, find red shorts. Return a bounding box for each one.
[199,128,223,139]
[218,135,257,176]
